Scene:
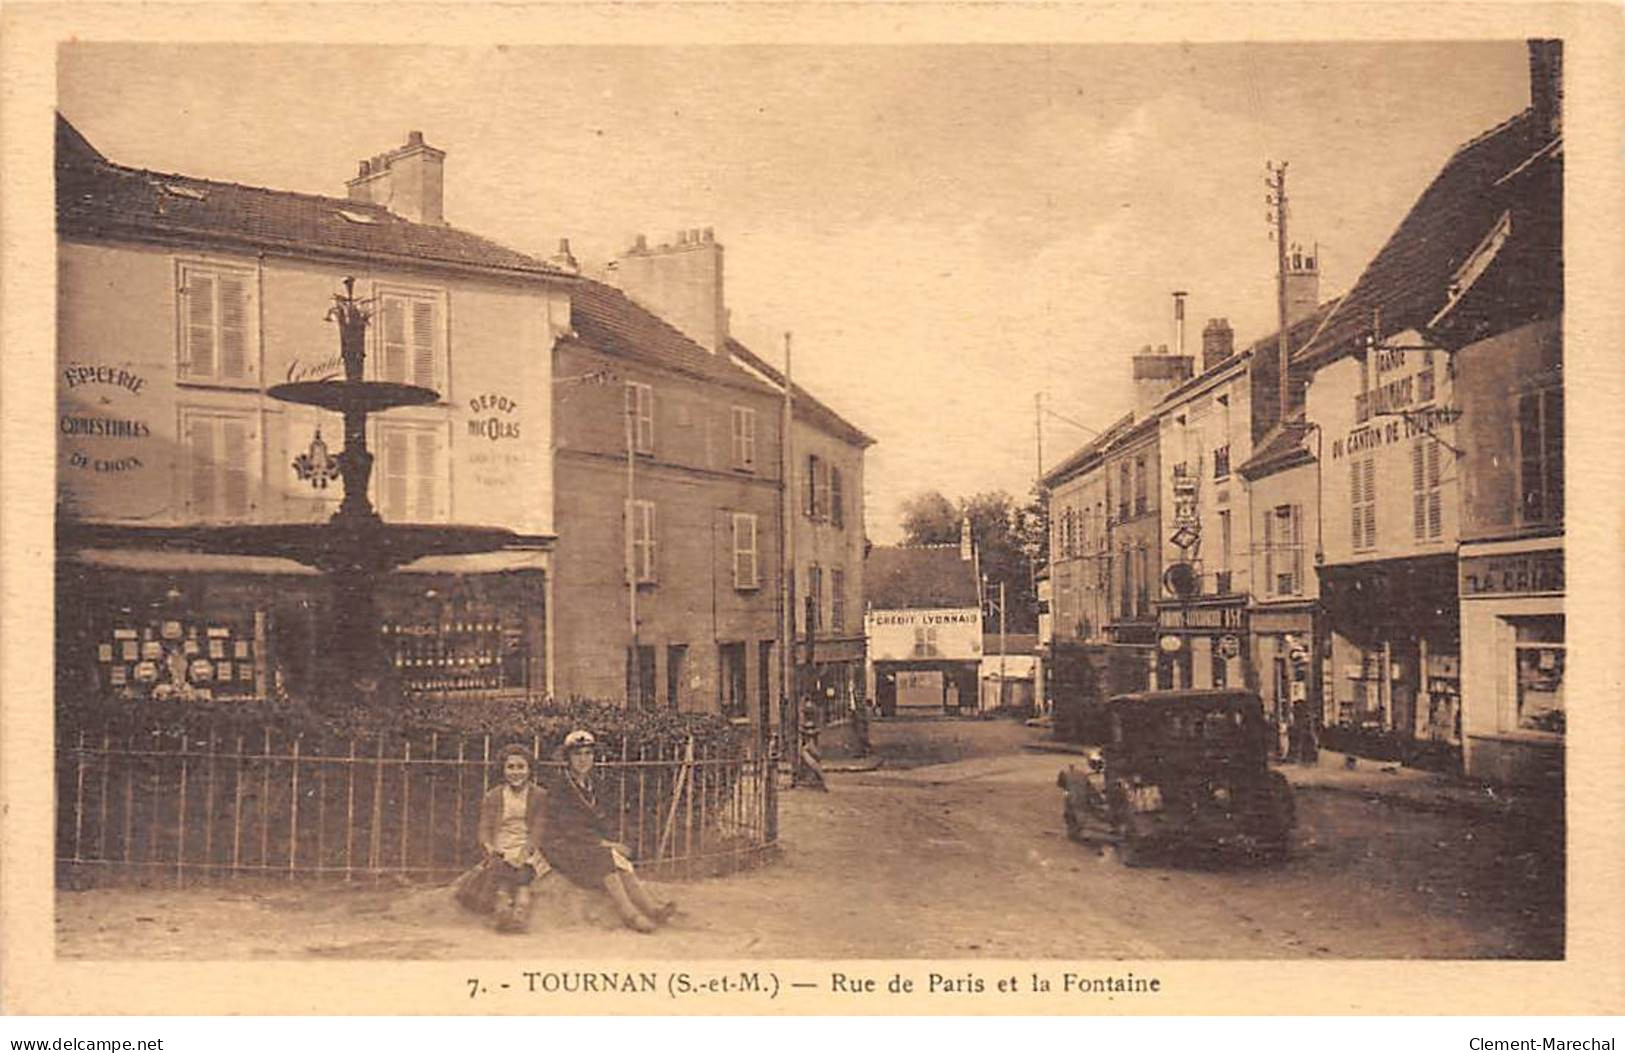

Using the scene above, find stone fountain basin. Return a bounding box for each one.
[64,522,521,574]
[268,381,440,414]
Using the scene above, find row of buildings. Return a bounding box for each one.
[54,114,872,732]
[1041,42,1564,786]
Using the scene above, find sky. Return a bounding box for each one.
[58,42,1534,541]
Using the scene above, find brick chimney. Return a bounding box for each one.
[346,130,445,225]
[1201,317,1235,373]
[1528,39,1562,140]
[609,227,728,353]
[1132,342,1194,419]
[1283,243,1319,327]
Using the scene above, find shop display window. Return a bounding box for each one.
[94,615,261,703]
[1511,615,1564,734]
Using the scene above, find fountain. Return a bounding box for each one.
[178,278,519,709]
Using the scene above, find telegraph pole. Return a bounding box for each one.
[1034,391,1044,483]
[625,385,640,707]
[1268,161,1291,420]
[779,332,796,744]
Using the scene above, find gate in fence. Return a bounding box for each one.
[56,724,779,885]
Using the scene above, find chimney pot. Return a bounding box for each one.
[407,130,424,146]
[633,233,648,253]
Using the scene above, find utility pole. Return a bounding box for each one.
[1268,161,1291,421]
[998,579,1007,711]
[1034,391,1044,483]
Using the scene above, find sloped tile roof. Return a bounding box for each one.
[56,114,567,280]
[567,280,783,396]
[1296,108,1548,368]
[866,544,980,610]
[1237,414,1314,480]
[1041,411,1135,488]
[726,338,876,448]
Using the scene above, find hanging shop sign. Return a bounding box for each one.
[1459,549,1564,598]
[1218,634,1240,659]
[1159,634,1183,653]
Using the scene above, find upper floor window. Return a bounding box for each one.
[374,286,443,390]
[1412,437,1443,541]
[805,564,823,633]
[1117,463,1131,521]
[1264,503,1305,596]
[181,407,256,521]
[624,382,655,454]
[831,568,846,632]
[377,420,446,522]
[1517,388,1563,526]
[1351,456,1377,551]
[1134,456,1148,515]
[730,406,756,471]
[627,499,657,583]
[177,262,257,385]
[805,455,833,520]
[1213,444,1231,480]
[731,512,759,590]
[830,466,845,529]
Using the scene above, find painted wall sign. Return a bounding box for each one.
[1157,604,1246,632]
[868,610,979,627]
[59,362,152,475]
[467,392,522,442]
[284,354,345,383]
[1459,549,1564,597]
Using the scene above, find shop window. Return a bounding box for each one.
[177,262,257,386]
[182,408,256,521]
[377,420,445,522]
[1412,437,1442,541]
[731,512,759,590]
[374,286,443,390]
[730,406,756,470]
[1511,615,1564,734]
[831,568,846,632]
[1517,388,1564,526]
[627,499,657,583]
[624,381,654,454]
[1351,456,1377,551]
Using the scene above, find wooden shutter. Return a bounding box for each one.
[1413,442,1427,539]
[218,274,250,380]
[411,299,436,387]
[383,427,409,519]
[733,513,757,588]
[184,272,216,377]
[413,429,437,521]
[221,417,250,517]
[1263,508,1275,594]
[1362,459,1377,549]
[1426,439,1442,538]
[188,415,216,517]
[1290,504,1304,594]
[831,467,844,527]
[381,297,408,383]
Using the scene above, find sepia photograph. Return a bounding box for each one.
[3,1,1623,1023]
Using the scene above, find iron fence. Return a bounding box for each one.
[56,723,778,886]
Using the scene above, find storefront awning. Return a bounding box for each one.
[395,548,550,575]
[65,547,320,576]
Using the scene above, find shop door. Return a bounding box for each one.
[896,670,942,709]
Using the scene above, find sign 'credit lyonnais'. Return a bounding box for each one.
[868,611,980,627]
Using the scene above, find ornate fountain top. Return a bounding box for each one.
[325,276,370,382]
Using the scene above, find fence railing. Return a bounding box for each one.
[56,724,778,886]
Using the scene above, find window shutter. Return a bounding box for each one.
[411,300,436,387]
[1351,461,1362,548]
[218,275,250,380]
[185,272,216,377]
[831,467,844,527]
[1413,442,1426,539]
[1291,504,1304,593]
[189,416,216,516]
[413,430,437,521]
[1363,460,1377,549]
[382,298,408,383]
[383,428,409,519]
[806,456,818,516]
[1547,390,1564,520]
[221,418,250,517]
[643,503,656,581]
[1426,440,1442,538]
[1263,510,1274,594]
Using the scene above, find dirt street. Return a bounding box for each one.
[55,719,1562,960]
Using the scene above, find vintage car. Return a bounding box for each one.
[1057,688,1295,866]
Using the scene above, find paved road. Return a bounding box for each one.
[55,721,1562,960]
